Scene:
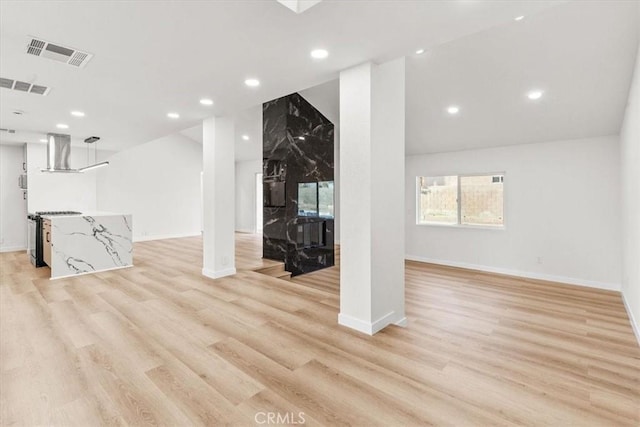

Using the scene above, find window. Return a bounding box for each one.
[298,182,318,216]
[297,181,335,218]
[318,181,334,218]
[417,174,504,227]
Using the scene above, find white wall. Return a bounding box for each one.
[620,45,640,341]
[97,133,202,242]
[235,160,261,233]
[405,136,622,290]
[0,144,27,251]
[26,143,99,213]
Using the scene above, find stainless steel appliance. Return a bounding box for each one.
[41,133,108,173]
[27,213,44,267]
[27,211,82,267]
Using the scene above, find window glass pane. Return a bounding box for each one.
[318,181,334,218]
[298,182,318,216]
[417,176,458,224]
[460,174,504,226]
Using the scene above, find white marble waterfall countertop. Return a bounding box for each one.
[48,213,133,279]
[40,211,126,219]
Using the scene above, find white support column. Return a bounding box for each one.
[202,116,236,279]
[338,58,406,335]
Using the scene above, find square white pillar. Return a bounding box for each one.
[338,58,407,335]
[202,116,236,279]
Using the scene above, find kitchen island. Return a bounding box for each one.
[41,212,133,279]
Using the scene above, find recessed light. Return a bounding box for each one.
[447,106,460,115]
[39,138,47,142]
[70,111,85,117]
[527,90,543,100]
[200,98,214,106]
[310,49,329,59]
[514,16,525,21]
[415,49,425,55]
[56,123,69,129]
[167,112,180,119]
[244,78,260,87]
[241,135,250,141]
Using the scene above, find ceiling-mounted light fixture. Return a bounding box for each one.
[244,78,260,87]
[527,90,544,100]
[78,161,109,172]
[310,49,329,59]
[41,133,109,173]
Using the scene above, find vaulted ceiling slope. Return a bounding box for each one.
[406,0,640,154]
[0,0,562,151]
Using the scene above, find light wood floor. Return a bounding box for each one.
[1,234,638,426]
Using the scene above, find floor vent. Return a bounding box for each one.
[0,77,51,95]
[26,37,93,68]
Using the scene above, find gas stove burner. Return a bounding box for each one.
[35,211,82,216]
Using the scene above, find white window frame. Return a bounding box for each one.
[416,172,506,230]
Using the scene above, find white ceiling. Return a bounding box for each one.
[178,79,340,162]
[0,0,563,151]
[405,0,640,154]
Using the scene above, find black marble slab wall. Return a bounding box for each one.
[263,92,335,276]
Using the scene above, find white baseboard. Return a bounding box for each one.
[394,316,408,327]
[134,232,201,242]
[622,291,640,347]
[202,267,237,279]
[235,229,256,234]
[0,245,27,253]
[405,254,621,292]
[338,311,405,335]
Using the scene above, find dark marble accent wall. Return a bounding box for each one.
[263,92,335,276]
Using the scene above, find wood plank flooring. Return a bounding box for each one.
[1,233,638,426]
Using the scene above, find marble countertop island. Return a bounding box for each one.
[42,212,133,279]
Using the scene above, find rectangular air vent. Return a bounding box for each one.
[0,78,13,89]
[0,128,17,134]
[0,77,51,95]
[26,37,93,68]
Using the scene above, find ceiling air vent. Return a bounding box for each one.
[0,128,17,134]
[14,81,31,92]
[0,78,13,89]
[0,77,51,95]
[26,37,93,68]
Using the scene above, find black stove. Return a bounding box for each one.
[27,211,83,267]
[35,211,82,216]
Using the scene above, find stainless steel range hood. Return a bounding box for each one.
[41,133,109,173]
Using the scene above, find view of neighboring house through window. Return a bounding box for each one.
[417,173,505,227]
